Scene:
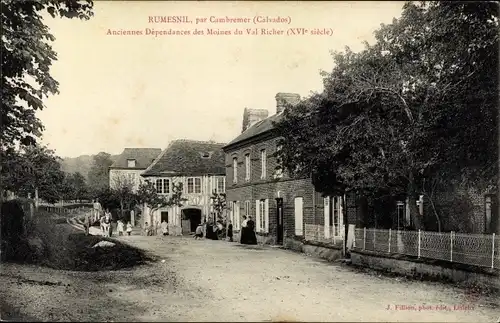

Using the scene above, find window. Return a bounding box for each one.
[127,159,136,168]
[274,144,283,178]
[245,200,251,216]
[255,199,269,233]
[260,149,266,179]
[155,179,170,194]
[324,196,343,237]
[294,197,304,236]
[156,179,163,194]
[245,154,251,181]
[163,179,170,194]
[232,157,238,183]
[187,177,202,194]
[216,177,225,193]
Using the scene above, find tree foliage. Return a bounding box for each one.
[1,145,66,203]
[210,192,227,224]
[274,2,498,230]
[87,152,113,195]
[61,172,89,201]
[137,181,187,216]
[111,173,138,216]
[1,0,93,147]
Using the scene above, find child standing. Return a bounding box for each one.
[126,221,133,236]
[117,219,124,236]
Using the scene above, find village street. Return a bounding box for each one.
[1,231,499,322]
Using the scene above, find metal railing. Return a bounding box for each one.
[304,224,345,246]
[353,228,500,269]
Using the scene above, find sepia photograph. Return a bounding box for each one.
[1,0,499,322]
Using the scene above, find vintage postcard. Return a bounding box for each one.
[1,0,499,322]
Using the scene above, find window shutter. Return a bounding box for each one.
[231,202,236,226]
[264,199,269,233]
[324,197,330,238]
[255,200,260,232]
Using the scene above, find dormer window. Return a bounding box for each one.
[127,159,136,168]
[200,151,213,159]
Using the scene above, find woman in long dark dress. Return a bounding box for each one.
[245,216,258,245]
[227,220,233,242]
[240,215,248,244]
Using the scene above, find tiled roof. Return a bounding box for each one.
[223,113,283,150]
[109,148,162,169]
[141,139,226,177]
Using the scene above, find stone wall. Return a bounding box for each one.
[351,250,500,292]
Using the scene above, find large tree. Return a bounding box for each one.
[1,0,93,148]
[110,173,138,218]
[87,152,113,195]
[1,145,66,203]
[275,1,498,231]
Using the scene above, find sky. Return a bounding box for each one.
[37,1,404,158]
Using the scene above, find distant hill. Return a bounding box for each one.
[60,154,119,180]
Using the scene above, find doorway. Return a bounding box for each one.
[181,208,202,233]
[161,211,168,223]
[276,198,284,245]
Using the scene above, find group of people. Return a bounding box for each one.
[143,220,170,236]
[193,215,257,245]
[239,215,257,245]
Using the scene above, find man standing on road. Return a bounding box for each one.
[93,198,102,223]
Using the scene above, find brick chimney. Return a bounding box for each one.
[242,108,269,133]
[275,92,301,114]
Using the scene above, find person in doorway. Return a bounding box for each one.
[227,220,233,242]
[117,219,124,236]
[126,221,133,236]
[240,215,248,244]
[194,223,203,239]
[246,216,258,245]
[161,220,169,236]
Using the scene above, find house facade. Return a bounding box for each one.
[223,93,347,246]
[140,139,226,234]
[109,148,162,192]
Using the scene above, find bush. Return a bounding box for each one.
[1,200,27,261]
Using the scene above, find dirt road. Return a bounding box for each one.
[1,234,498,322]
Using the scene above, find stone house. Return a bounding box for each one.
[140,139,226,234]
[222,93,348,246]
[108,148,162,192]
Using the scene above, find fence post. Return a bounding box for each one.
[388,228,392,253]
[363,227,366,250]
[492,233,496,269]
[317,225,321,242]
[418,229,421,258]
[450,231,454,262]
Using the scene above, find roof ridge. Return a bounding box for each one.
[171,139,227,145]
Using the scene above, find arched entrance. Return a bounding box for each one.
[181,208,202,234]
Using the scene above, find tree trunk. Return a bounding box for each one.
[120,200,124,221]
[343,194,349,258]
[407,179,424,230]
[426,195,442,232]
